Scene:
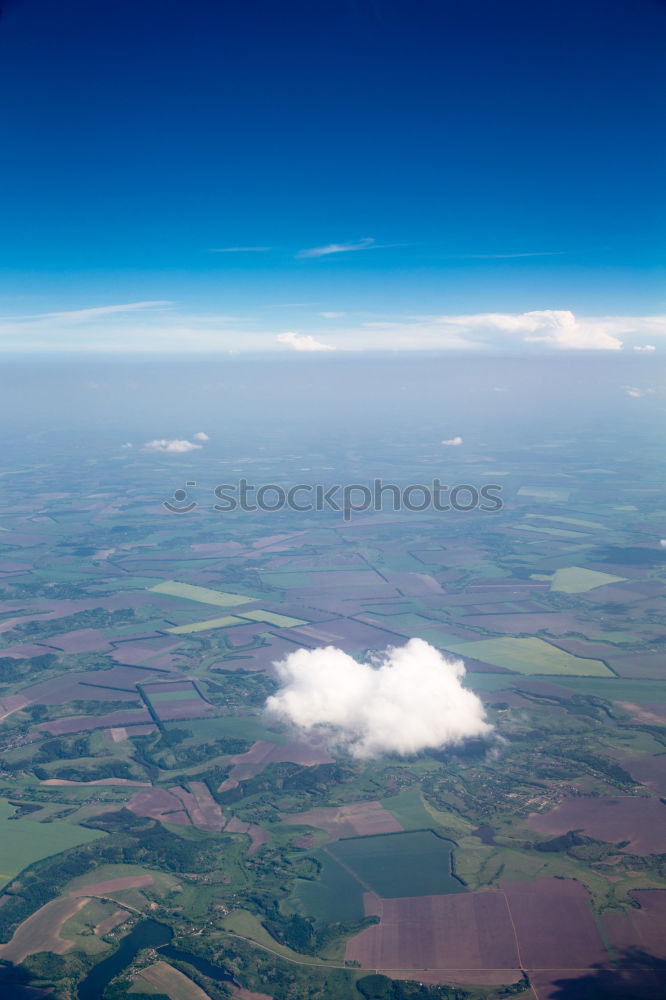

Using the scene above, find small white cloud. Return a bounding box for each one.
[623,386,655,398]
[193,432,210,441]
[634,344,656,352]
[660,539,666,549]
[143,439,202,453]
[442,436,463,446]
[319,311,347,319]
[265,638,492,759]
[276,332,336,352]
[120,442,133,449]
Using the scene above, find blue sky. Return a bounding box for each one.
[0,0,664,353]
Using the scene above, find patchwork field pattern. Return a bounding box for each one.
[1,418,666,999]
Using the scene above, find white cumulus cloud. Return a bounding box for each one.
[193,431,210,440]
[634,344,656,352]
[442,436,463,446]
[276,331,336,352]
[265,638,492,759]
[143,439,202,453]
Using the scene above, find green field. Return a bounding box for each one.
[259,571,312,589]
[441,636,612,676]
[221,909,341,966]
[146,689,203,702]
[0,798,104,889]
[514,524,588,539]
[164,715,288,744]
[554,677,666,701]
[408,629,473,650]
[517,486,572,501]
[288,850,365,922]
[168,615,247,634]
[380,786,438,830]
[550,566,627,594]
[149,580,255,607]
[239,609,308,628]
[526,514,607,529]
[328,831,464,898]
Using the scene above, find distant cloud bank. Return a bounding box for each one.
[0,300,663,354]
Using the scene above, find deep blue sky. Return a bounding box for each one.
[0,0,664,352]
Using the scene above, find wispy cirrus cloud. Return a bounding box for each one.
[459,250,566,259]
[276,332,335,352]
[209,246,272,253]
[33,301,172,322]
[296,237,401,259]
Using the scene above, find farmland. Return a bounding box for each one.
[0,371,665,1000]
[439,636,612,676]
[0,798,103,889]
[328,832,465,897]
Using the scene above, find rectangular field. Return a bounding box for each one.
[345,890,520,972]
[168,615,247,634]
[328,831,464,898]
[441,636,612,676]
[142,681,213,721]
[149,580,254,607]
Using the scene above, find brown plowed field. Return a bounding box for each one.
[170,783,226,831]
[225,816,269,854]
[345,891,519,971]
[0,895,90,963]
[218,738,333,792]
[128,786,192,825]
[602,890,666,961]
[502,877,609,970]
[620,754,666,796]
[70,874,153,896]
[527,796,666,855]
[282,800,403,839]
